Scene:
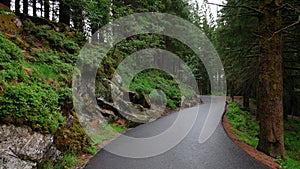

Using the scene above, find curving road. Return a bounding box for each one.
[84,96,270,169]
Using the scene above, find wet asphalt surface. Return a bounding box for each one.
[84,96,270,169]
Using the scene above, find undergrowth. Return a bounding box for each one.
[0,17,91,168]
[129,69,196,109]
[226,102,259,147]
[226,101,300,169]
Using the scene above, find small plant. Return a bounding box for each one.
[109,124,127,133]
[63,154,79,168]
[86,145,98,155]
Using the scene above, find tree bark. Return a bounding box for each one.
[44,0,50,19]
[230,84,234,101]
[32,0,37,16]
[23,0,28,15]
[243,93,249,109]
[59,0,70,25]
[72,7,84,32]
[257,0,285,158]
[15,0,20,13]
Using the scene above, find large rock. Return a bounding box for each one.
[97,96,162,124]
[0,13,22,35]
[129,91,151,108]
[180,95,203,108]
[96,78,170,125]
[0,124,61,169]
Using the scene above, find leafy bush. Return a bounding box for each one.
[1,68,29,85]
[63,40,80,54]
[0,33,24,61]
[23,20,83,53]
[35,26,64,50]
[129,69,195,109]
[0,83,65,133]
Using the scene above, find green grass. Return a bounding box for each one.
[226,101,300,168]
[284,119,300,166]
[86,145,98,155]
[276,157,300,169]
[109,124,127,133]
[226,102,259,147]
[63,154,79,168]
[90,123,128,145]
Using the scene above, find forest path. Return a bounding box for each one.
[84,96,269,169]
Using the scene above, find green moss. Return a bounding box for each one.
[0,14,21,34]
[54,118,92,154]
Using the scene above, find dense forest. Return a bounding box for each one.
[0,0,299,168]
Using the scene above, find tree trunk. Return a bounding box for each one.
[243,93,249,109]
[15,0,20,13]
[72,7,84,32]
[257,0,285,158]
[23,0,28,15]
[2,0,10,9]
[230,80,234,101]
[59,0,70,25]
[44,0,50,19]
[32,0,37,16]
[230,89,234,101]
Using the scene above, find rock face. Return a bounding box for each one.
[96,76,203,126]
[129,91,151,108]
[0,124,62,169]
[97,78,162,124]
[78,72,202,129]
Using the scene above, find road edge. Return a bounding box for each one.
[222,103,279,169]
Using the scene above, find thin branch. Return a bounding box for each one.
[207,2,262,14]
[284,66,300,70]
[285,3,300,14]
[239,55,259,59]
[219,11,260,18]
[267,15,300,40]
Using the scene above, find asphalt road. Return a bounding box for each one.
[84,96,270,169]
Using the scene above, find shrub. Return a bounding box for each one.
[0,32,24,61]
[63,40,80,54]
[128,69,194,109]
[0,62,29,83]
[0,83,65,133]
